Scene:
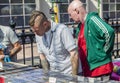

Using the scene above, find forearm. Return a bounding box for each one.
[41,59,49,71]
[0,50,4,60]
[70,50,79,75]
[10,42,21,56]
[71,57,78,75]
[39,53,49,71]
[10,47,21,56]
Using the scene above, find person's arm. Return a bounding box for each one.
[69,48,79,75]
[59,25,79,75]
[0,50,4,61]
[6,27,21,56]
[35,35,49,71]
[90,16,115,52]
[39,53,49,71]
[9,41,21,56]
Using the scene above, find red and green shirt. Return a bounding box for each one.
[78,23,113,77]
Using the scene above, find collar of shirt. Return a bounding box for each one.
[44,20,59,49]
[84,13,87,21]
[50,20,58,32]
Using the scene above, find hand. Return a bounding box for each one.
[0,55,4,60]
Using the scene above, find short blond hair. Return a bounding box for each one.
[29,10,47,27]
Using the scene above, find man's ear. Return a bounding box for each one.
[43,21,47,26]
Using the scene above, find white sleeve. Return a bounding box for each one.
[7,27,19,44]
[61,27,77,51]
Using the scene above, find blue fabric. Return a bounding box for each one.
[4,55,11,62]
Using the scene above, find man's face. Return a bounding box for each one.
[32,23,45,36]
[68,9,79,23]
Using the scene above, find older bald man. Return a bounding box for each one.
[68,0,115,81]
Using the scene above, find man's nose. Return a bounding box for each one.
[31,28,37,33]
[31,28,35,32]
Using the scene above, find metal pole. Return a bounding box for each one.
[30,34,34,66]
[98,0,100,15]
[22,29,26,64]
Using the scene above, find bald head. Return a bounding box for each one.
[68,0,83,12]
[67,0,86,23]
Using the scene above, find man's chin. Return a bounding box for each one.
[75,21,80,23]
[36,33,43,36]
[39,34,43,36]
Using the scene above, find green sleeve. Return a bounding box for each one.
[90,16,115,52]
